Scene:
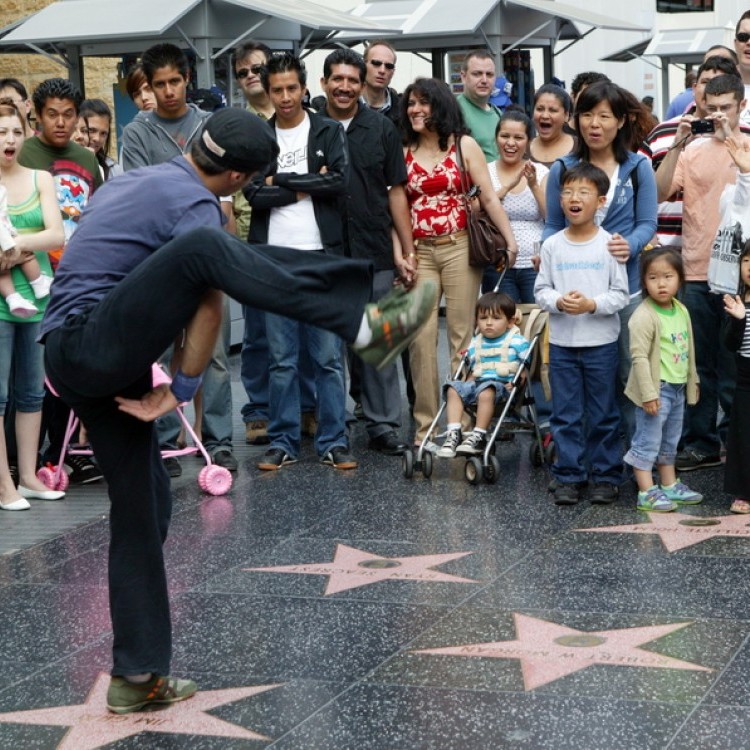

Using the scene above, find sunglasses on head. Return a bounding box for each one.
[236,64,264,79]
[736,32,750,43]
[369,59,395,70]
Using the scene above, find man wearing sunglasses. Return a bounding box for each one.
[734,11,750,125]
[362,41,401,125]
[234,41,274,122]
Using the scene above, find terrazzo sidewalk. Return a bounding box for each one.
[0,362,743,749]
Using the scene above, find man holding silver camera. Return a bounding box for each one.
[654,74,748,472]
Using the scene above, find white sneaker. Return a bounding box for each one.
[437,429,462,458]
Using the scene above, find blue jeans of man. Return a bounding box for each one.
[266,313,348,457]
[348,269,402,439]
[43,227,371,677]
[549,341,622,485]
[624,382,685,471]
[240,306,317,424]
[680,282,735,454]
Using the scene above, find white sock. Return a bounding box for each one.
[29,273,53,299]
[123,673,152,684]
[474,428,486,435]
[447,423,461,431]
[6,292,37,318]
[354,315,373,347]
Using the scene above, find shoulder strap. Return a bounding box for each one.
[455,135,470,197]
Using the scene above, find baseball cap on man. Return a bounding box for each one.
[196,107,279,173]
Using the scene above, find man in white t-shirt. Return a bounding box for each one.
[245,52,355,471]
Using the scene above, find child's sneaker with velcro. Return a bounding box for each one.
[637,486,677,513]
[660,480,703,505]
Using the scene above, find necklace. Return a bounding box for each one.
[419,143,446,165]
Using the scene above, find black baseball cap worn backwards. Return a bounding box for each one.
[197,108,279,173]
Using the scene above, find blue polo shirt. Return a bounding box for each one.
[41,157,223,338]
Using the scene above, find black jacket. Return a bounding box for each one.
[244,110,349,255]
[318,102,407,270]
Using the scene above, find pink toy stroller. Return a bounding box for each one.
[38,364,233,496]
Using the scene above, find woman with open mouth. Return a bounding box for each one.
[529,83,575,168]
[484,109,548,301]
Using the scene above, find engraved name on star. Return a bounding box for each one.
[415,613,710,690]
[244,543,478,594]
[0,673,280,750]
[578,512,750,552]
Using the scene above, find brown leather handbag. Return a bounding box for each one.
[455,135,507,269]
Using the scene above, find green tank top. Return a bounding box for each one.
[0,171,52,323]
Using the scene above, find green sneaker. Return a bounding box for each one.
[660,480,703,505]
[107,675,197,714]
[637,486,677,513]
[354,280,438,370]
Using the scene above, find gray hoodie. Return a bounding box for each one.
[120,103,210,171]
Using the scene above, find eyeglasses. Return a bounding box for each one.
[369,59,395,70]
[560,189,594,199]
[736,32,750,43]
[236,64,264,79]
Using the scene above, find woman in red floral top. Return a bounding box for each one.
[400,77,517,448]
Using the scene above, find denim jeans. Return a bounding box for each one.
[240,306,317,423]
[549,341,622,485]
[483,265,538,302]
[266,313,348,457]
[0,319,44,415]
[349,269,402,439]
[680,281,736,454]
[624,382,685,471]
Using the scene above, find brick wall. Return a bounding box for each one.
[1,0,122,155]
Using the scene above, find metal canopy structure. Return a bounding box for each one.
[0,0,397,88]
[343,0,648,79]
[644,26,731,64]
[346,0,646,44]
[600,38,652,63]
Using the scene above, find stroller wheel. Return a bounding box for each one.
[37,465,69,491]
[422,450,433,478]
[402,449,414,479]
[198,465,233,496]
[484,456,500,484]
[465,457,482,485]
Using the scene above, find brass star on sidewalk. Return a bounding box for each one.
[244,543,478,594]
[0,674,280,750]
[415,613,710,690]
[578,512,750,552]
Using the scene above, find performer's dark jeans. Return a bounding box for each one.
[44,227,372,676]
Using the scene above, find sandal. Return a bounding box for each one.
[730,498,750,514]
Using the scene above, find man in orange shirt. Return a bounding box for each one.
[655,74,747,471]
